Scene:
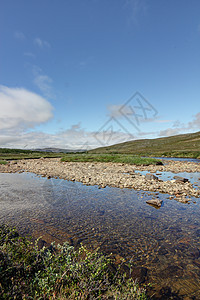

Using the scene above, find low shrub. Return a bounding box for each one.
[0,225,147,299]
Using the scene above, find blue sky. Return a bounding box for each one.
[0,0,200,149]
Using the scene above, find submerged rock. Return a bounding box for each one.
[146,199,163,207]
[122,265,148,283]
[131,266,148,283]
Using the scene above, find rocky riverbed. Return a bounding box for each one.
[0,158,200,201]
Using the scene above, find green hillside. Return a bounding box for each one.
[89,131,200,159]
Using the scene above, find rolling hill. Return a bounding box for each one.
[89,131,200,158]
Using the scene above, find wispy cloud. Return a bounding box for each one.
[154,119,172,124]
[24,52,36,58]
[124,0,148,25]
[31,65,54,99]
[79,56,94,68]
[14,31,25,40]
[34,37,51,48]
[34,75,54,99]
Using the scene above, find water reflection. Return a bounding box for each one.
[0,172,200,298]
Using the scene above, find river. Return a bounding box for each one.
[0,171,200,299]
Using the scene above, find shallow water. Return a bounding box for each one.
[151,156,200,163]
[135,170,200,188]
[0,172,200,299]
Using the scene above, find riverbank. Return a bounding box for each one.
[0,158,200,200]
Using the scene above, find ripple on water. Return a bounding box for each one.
[0,172,200,298]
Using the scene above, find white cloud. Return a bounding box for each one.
[0,117,135,150]
[188,112,200,129]
[107,103,160,123]
[0,85,53,132]
[14,31,25,40]
[107,104,125,118]
[2,111,200,150]
[159,128,181,137]
[34,38,50,48]
[158,112,200,137]
[1,86,199,150]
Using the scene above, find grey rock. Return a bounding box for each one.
[145,173,158,180]
[146,199,163,207]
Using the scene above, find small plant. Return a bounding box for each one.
[0,160,7,165]
[0,225,147,299]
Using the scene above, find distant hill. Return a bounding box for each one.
[89,131,200,158]
[34,148,86,153]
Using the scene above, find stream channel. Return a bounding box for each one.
[0,160,200,299]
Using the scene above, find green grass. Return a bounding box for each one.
[0,148,65,161]
[0,225,147,299]
[0,160,7,165]
[61,153,162,166]
[89,131,200,159]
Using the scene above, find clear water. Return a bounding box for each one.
[135,170,200,188]
[0,172,200,299]
[150,156,200,163]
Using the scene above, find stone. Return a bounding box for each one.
[173,175,189,183]
[146,199,163,207]
[1,157,200,199]
[145,173,158,180]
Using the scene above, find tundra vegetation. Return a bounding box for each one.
[0,225,147,299]
[61,154,162,165]
[0,149,162,166]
